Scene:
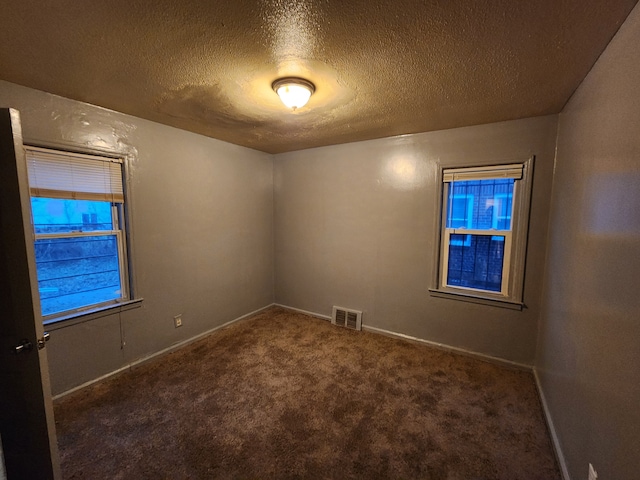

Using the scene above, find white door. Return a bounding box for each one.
[0,108,61,479]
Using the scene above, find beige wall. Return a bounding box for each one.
[274,115,558,364]
[0,81,274,395]
[537,3,640,480]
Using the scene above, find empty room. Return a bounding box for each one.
[1,1,639,479]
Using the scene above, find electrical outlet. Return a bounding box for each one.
[174,315,182,328]
[588,463,598,480]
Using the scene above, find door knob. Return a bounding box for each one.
[14,339,33,354]
[13,332,49,354]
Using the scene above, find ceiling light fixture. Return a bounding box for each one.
[272,77,315,110]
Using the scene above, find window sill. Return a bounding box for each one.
[428,288,523,310]
[43,298,144,330]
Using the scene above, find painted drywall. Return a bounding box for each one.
[0,80,274,395]
[274,115,557,364]
[536,3,640,480]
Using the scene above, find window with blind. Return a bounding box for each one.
[26,146,130,320]
[430,159,534,308]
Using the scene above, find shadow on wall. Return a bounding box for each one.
[572,171,640,314]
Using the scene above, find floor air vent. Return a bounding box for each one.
[331,306,363,331]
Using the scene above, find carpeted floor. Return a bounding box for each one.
[54,307,560,479]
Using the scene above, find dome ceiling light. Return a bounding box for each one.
[272,77,315,110]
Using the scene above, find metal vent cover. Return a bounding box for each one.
[331,306,362,331]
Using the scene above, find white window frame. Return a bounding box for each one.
[441,225,513,296]
[430,158,534,309]
[25,145,132,322]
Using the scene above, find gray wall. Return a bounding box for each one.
[0,81,274,395]
[536,3,640,480]
[5,9,638,471]
[274,115,558,365]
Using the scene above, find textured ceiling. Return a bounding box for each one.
[0,0,637,153]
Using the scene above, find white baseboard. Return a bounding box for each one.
[533,368,571,480]
[274,303,332,321]
[362,324,532,371]
[53,303,275,400]
[275,303,531,371]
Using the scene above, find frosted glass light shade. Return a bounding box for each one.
[272,77,315,110]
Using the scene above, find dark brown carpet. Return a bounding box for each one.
[54,307,560,479]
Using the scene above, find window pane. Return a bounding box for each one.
[446,179,514,230]
[448,196,472,228]
[31,197,113,234]
[447,234,505,292]
[34,235,122,316]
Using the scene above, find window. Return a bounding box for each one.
[26,146,131,320]
[448,194,474,246]
[430,160,534,308]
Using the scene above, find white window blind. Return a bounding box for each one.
[443,164,523,182]
[25,146,124,202]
